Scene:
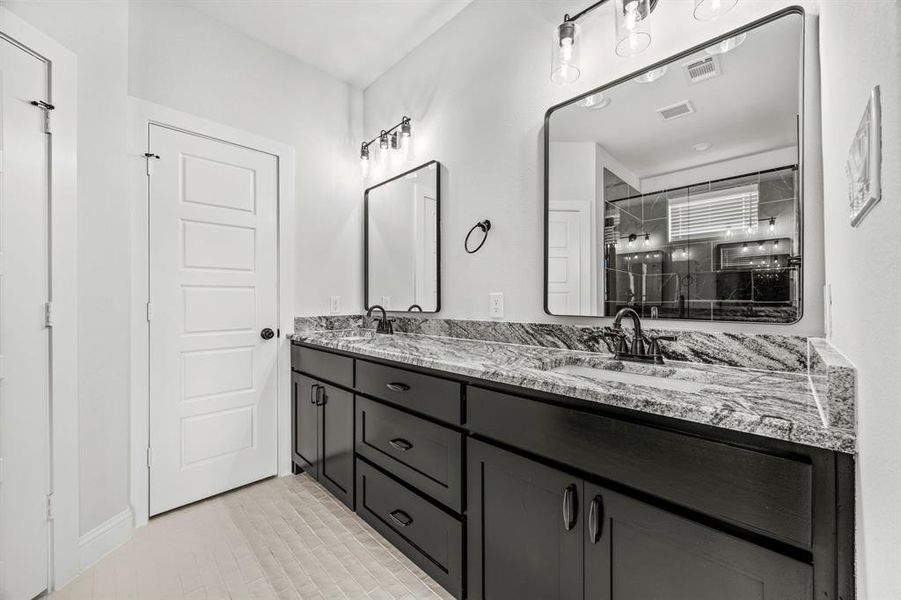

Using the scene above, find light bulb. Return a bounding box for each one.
[615,0,652,57]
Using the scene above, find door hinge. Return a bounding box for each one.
[44,301,54,327]
[146,447,152,468]
[144,152,160,176]
[31,100,54,134]
[146,301,152,322]
[46,494,55,521]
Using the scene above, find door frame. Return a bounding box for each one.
[0,7,79,590]
[128,98,295,528]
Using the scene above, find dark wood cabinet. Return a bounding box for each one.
[583,482,812,600]
[291,372,354,508]
[469,439,813,600]
[468,439,583,600]
[292,342,852,600]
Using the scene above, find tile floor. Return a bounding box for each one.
[51,474,453,599]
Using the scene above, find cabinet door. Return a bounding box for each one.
[292,373,319,478]
[468,439,583,600]
[318,383,354,508]
[584,483,813,600]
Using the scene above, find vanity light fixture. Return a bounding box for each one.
[693,0,739,21]
[742,242,749,252]
[644,233,651,246]
[768,216,776,232]
[628,233,637,247]
[359,116,413,174]
[552,0,659,85]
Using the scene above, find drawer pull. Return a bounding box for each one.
[588,495,604,543]
[562,484,576,531]
[386,382,411,392]
[388,438,414,452]
[389,509,413,527]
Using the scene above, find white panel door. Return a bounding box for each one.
[0,39,51,600]
[149,125,278,516]
[547,203,591,315]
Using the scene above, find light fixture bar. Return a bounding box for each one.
[360,116,411,156]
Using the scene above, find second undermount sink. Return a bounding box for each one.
[548,363,708,394]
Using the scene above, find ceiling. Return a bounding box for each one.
[549,13,802,181]
[184,0,474,89]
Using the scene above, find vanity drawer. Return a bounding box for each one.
[467,386,813,549]
[356,397,463,512]
[291,345,353,388]
[356,459,463,599]
[355,360,461,424]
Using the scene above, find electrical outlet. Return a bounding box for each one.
[381,296,391,310]
[489,293,504,319]
[329,296,340,314]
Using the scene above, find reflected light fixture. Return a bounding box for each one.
[693,0,739,21]
[359,116,413,176]
[551,0,659,85]
[633,65,667,83]
[644,233,650,247]
[628,233,637,247]
[768,216,776,232]
[706,32,747,55]
[577,92,611,109]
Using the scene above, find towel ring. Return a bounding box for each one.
[465,220,491,254]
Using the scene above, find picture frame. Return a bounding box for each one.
[847,86,882,227]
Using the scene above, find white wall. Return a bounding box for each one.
[4,0,132,535]
[128,0,363,317]
[363,0,823,335]
[820,2,901,598]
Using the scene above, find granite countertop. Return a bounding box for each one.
[290,329,856,453]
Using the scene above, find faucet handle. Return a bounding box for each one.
[601,327,628,354]
[647,334,676,362]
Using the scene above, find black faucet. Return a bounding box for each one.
[366,305,394,334]
[602,307,676,365]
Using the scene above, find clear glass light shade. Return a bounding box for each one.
[615,0,652,57]
[693,0,738,21]
[551,21,581,85]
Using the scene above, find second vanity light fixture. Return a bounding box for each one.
[360,116,412,175]
[552,0,739,85]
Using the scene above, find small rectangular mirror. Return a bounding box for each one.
[365,161,440,313]
[544,9,804,323]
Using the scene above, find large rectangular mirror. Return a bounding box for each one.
[365,160,440,312]
[544,9,803,323]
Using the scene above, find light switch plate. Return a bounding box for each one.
[329,296,340,314]
[489,293,504,319]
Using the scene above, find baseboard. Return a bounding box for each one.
[77,507,134,572]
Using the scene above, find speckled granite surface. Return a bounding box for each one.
[290,328,856,453]
[295,316,810,372]
[808,338,856,431]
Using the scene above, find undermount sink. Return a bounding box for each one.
[548,364,708,394]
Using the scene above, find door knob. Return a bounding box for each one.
[260,328,275,340]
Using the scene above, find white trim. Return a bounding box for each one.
[77,508,133,573]
[128,98,296,528]
[0,8,80,591]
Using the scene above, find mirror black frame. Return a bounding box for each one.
[542,6,806,324]
[364,160,442,313]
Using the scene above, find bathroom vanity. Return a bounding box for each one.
[289,330,854,600]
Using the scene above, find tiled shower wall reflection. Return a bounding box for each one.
[604,166,800,323]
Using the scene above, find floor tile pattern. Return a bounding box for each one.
[51,475,452,599]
